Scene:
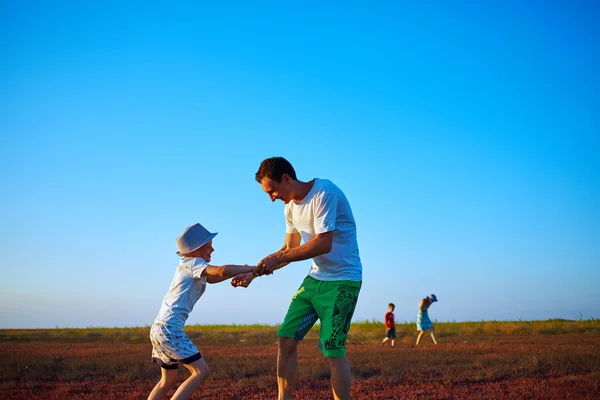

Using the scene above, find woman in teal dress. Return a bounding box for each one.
[416,294,438,345]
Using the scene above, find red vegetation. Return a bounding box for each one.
[1,332,598,399]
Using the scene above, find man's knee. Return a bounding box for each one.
[327,356,348,366]
[278,337,298,355]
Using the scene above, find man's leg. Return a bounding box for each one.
[276,277,320,400]
[316,280,361,400]
[278,337,299,400]
[380,337,389,346]
[328,357,351,400]
[148,367,178,400]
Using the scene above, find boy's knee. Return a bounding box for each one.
[160,374,177,389]
[187,359,210,377]
[200,363,210,377]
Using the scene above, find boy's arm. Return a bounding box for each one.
[206,275,232,284]
[201,264,255,279]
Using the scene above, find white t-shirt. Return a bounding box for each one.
[154,257,208,330]
[284,178,362,281]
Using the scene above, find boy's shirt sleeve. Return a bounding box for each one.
[191,259,209,279]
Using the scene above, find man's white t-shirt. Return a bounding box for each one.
[154,257,208,330]
[284,178,362,282]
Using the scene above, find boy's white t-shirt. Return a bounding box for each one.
[154,257,208,330]
[284,178,362,282]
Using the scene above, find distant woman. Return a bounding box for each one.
[416,294,438,346]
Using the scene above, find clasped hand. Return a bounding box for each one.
[230,252,280,288]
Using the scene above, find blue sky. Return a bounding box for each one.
[1,1,599,328]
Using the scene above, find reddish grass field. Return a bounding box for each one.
[1,322,599,399]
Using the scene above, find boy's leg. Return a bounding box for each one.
[380,337,389,346]
[278,337,299,400]
[391,339,395,347]
[148,367,178,400]
[170,357,210,400]
[328,356,351,400]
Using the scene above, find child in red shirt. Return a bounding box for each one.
[380,303,396,347]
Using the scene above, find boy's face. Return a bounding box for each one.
[389,306,394,312]
[197,241,214,262]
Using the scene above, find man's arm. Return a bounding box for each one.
[231,233,301,288]
[258,231,333,275]
[270,232,302,270]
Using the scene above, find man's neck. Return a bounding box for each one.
[292,179,315,203]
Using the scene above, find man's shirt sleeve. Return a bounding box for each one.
[313,191,338,234]
[284,205,298,234]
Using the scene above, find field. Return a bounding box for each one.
[1,320,599,399]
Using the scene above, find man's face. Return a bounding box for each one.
[260,176,292,204]
[197,241,214,262]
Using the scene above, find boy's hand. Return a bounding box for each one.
[231,272,254,288]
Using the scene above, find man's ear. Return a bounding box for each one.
[282,174,292,184]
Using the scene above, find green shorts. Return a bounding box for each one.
[277,276,362,358]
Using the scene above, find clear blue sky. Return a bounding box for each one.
[1,1,598,328]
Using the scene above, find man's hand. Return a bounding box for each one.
[257,252,281,275]
[231,272,254,288]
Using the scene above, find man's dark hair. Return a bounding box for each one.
[255,157,297,183]
[389,303,395,309]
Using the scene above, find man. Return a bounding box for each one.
[232,157,362,400]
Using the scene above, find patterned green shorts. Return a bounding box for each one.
[277,276,362,358]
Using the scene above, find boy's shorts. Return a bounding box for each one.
[150,322,202,369]
[387,328,396,339]
[277,276,361,358]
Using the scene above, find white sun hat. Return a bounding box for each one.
[175,223,218,256]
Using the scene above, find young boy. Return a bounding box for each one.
[148,223,257,400]
[380,303,396,347]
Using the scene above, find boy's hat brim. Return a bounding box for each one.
[176,232,217,256]
[175,223,218,256]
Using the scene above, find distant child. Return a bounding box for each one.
[148,223,257,400]
[416,294,438,346]
[380,303,396,347]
